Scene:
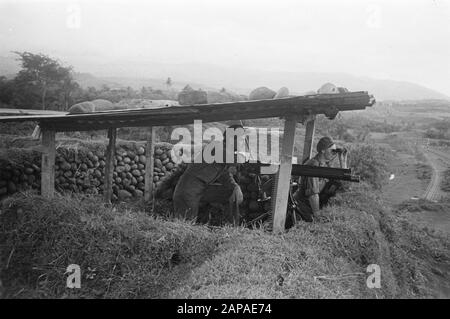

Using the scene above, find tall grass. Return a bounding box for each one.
[0,192,219,298]
[1,190,449,299]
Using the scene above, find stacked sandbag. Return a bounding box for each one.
[274,87,290,99]
[248,87,277,100]
[317,83,339,94]
[54,148,104,195]
[177,85,208,105]
[0,162,41,198]
[317,83,349,94]
[111,143,177,201]
[206,88,246,103]
[68,99,120,114]
[248,87,291,101]
[69,98,180,114]
[1,143,273,223]
[0,142,179,202]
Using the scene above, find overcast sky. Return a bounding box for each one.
[0,0,449,95]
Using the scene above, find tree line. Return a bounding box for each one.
[0,52,175,111]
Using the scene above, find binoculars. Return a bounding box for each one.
[331,148,347,154]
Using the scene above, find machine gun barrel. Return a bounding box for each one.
[291,165,360,182]
[251,163,360,182]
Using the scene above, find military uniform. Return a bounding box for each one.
[172,123,245,221]
[173,161,239,220]
[293,156,342,222]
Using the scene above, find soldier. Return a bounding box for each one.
[172,125,245,221]
[293,136,349,222]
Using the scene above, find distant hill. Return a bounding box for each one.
[104,62,447,101]
[1,55,448,101]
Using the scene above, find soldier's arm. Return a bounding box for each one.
[217,168,239,190]
[218,167,243,204]
[305,176,321,214]
[308,194,320,214]
[338,148,349,169]
[338,153,348,169]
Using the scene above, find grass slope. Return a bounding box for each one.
[1,190,449,299]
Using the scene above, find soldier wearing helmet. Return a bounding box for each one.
[293,136,349,222]
[172,124,245,221]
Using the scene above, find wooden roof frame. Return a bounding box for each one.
[0,92,373,131]
[0,91,375,232]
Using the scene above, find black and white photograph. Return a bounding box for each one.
[0,0,449,302]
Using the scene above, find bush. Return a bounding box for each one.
[315,115,402,142]
[441,169,450,192]
[0,121,36,136]
[397,199,449,212]
[416,163,432,180]
[347,143,391,190]
[424,120,450,140]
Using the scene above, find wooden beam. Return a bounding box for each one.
[4,91,375,131]
[302,117,316,163]
[0,108,67,116]
[272,117,297,233]
[144,126,157,202]
[41,129,55,198]
[104,128,117,203]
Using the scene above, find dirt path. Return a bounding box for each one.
[422,147,450,201]
[379,143,450,235]
[380,151,429,206]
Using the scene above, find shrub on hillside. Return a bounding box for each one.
[416,163,432,181]
[315,115,402,142]
[0,121,36,136]
[424,120,450,140]
[347,143,391,189]
[441,169,450,192]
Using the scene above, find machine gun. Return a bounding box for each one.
[250,162,360,182]
[241,162,360,227]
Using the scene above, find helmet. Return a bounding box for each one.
[317,136,335,152]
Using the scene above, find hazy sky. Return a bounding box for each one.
[0,0,449,95]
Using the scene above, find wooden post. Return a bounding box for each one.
[144,126,156,202]
[104,128,117,203]
[302,116,316,163]
[41,129,55,198]
[272,117,297,233]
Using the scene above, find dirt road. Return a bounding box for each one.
[423,147,450,201]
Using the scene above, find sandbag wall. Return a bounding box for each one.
[0,142,177,202]
[0,160,41,197]
[0,143,271,223]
